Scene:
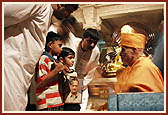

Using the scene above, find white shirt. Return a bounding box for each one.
[65,92,82,104]
[4,4,53,111]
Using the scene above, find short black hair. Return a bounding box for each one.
[57,47,75,59]
[83,28,101,41]
[70,78,79,85]
[45,31,62,50]
[64,4,79,11]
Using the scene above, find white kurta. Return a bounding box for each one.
[4,4,53,111]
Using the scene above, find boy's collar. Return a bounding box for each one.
[43,51,55,61]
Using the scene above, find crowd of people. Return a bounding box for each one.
[4,3,164,111]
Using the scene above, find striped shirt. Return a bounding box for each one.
[36,52,63,110]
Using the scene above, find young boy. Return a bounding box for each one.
[57,47,75,103]
[35,31,69,111]
[58,47,75,70]
[57,47,82,111]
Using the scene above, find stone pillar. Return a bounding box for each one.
[81,5,102,30]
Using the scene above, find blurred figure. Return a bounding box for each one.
[49,15,79,50]
[153,20,164,77]
[4,4,78,111]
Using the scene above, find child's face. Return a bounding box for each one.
[51,40,63,56]
[63,54,75,67]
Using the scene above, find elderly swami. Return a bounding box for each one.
[114,33,164,93]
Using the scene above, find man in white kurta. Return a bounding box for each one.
[4,4,78,111]
[73,35,100,111]
[4,4,53,111]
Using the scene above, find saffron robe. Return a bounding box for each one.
[115,55,164,93]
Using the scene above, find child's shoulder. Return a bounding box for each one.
[39,54,51,64]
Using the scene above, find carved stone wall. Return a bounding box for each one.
[72,3,164,41]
